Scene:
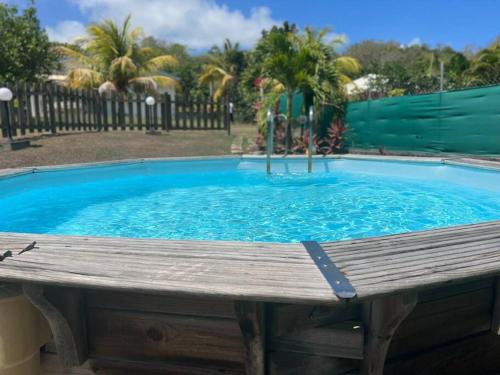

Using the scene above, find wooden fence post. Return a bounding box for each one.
[76,89,82,131]
[14,83,25,136]
[47,84,57,134]
[32,84,42,133]
[153,99,158,130]
[225,96,231,135]
[41,84,49,132]
[166,93,172,132]
[102,93,109,131]
[203,96,208,129]
[68,88,75,130]
[174,97,180,129]
[189,97,194,129]
[54,85,62,131]
[196,97,201,129]
[136,94,143,130]
[182,96,187,130]
[110,91,117,130]
[210,96,215,129]
[0,97,9,138]
[93,92,100,131]
[127,95,134,129]
[118,94,125,130]
[25,82,34,134]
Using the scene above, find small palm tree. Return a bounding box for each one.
[58,16,178,96]
[464,45,500,86]
[297,27,360,107]
[258,24,360,151]
[199,39,245,99]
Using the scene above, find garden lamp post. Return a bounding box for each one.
[145,96,156,135]
[0,87,30,150]
[0,87,14,141]
[308,106,314,173]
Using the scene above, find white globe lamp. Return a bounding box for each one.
[0,87,13,102]
[145,96,156,106]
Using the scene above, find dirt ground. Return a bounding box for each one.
[0,123,257,169]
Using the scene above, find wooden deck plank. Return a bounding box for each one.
[0,233,335,304]
[1,220,500,304]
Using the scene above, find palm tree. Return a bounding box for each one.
[296,27,360,112]
[464,45,500,86]
[58,16,178,96]
[258,24,360,151]
[198,39,245,99]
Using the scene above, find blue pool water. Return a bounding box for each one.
[1,158,500,243]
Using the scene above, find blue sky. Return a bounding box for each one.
[10,0,500,51]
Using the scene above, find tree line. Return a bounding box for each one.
[1,2,499,130]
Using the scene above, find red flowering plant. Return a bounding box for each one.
[255,115,287,153]
[315,119,350,155]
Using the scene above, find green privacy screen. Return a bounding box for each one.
[346,85,500,155]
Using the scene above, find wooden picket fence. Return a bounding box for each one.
[0,83,231,138]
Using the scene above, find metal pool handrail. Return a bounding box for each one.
[267,107,314,174]
[266,108,274,174]
[308,106,314,173]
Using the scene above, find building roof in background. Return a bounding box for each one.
[345,74,386,95]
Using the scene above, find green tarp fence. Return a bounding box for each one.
[346,85,500,155]
[279,92,305,119]
[278,93,334,136]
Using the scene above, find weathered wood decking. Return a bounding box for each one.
[1,221,500,305]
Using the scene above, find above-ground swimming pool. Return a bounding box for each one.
[1,157,500,243]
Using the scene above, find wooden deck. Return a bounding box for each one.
[1,221,500,304]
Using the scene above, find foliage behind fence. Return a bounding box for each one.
[0,83,230,138]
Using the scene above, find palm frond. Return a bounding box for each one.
[334,56,361,76]
[66,68,102,89]
[110,56,137,77]
[137,75,181,92]
[129,77,158,94]
[143,55,178,72]
[56,46,94,67]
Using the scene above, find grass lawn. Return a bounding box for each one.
[0,123,257,169]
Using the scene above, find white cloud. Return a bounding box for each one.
[406,36,422,47]
[46,20,87,43]
[64,0,280,50]
[399,37,423,49]
[408,37,422,47]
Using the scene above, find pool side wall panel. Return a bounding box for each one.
[44,277,500,374]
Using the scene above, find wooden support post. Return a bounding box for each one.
[235,301,266,375]
[23,284,88,368]
[491,277,500,335]
[361,293,417,375]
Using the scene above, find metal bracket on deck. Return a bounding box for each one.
[302,241,357,300]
